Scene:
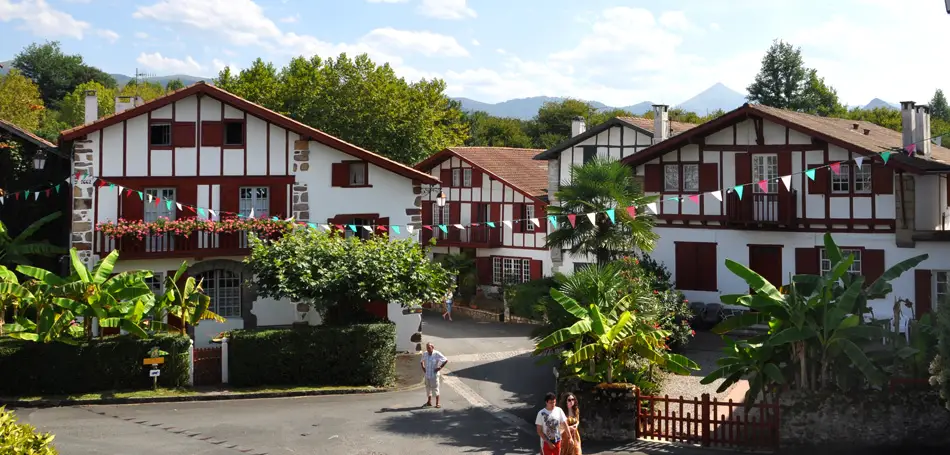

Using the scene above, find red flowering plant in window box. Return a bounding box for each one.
[96,216,294,240]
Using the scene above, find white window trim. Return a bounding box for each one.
[819,248,862,274]
[525,205,535,231]
[854,164,872,194]
[240,186,270,218]
[752,154,779,194]
[682,163,699,193]
[493,257,532,285]
[830,163,851,194]
[934,271,948,311]
[663,164,679,192]
[463,168,473,187]
[452,168,461,187]
[348,162,367,186]
[197,269,242,319]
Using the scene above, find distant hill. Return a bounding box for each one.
[453,83,748,120]
[863,98,898,110]
[2,61,210,87]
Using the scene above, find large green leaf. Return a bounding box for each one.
[15,265,67,285]
[663,353,700,375]
[768,326,816,345]
[565,343,600,366]
[762,363,786,384]
[866,254,928,298]
[93,250,121,284]
[69,249,91,283]
[536,322,588,351]
[712,311,770,334]
[834,338,885,385]
[607,311,631,343]
[724,259,783,301]
[121,319,149,338]
[0,282,35,300]
[550,288,589,320]
[0,265,16,283]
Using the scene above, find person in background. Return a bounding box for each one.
[536,391,572,455]
[421,342,448,408]
[442,287,454,321]
[560,393,582,454]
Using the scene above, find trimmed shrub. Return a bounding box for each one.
[228,323,396,388]
[0,334,190,396]
[0,407,58,454]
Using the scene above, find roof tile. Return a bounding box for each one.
[444,147,548,198]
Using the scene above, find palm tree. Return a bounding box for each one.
[545,158,658,265]
[0,212,66,267]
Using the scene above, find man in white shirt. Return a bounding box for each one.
[421,342,448,408]
[535,391,571,455]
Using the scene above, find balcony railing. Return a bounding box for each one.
[432,225,501,248]
[726,190,797,227]
[96,231,252,260]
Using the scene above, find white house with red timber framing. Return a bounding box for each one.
[619,101,950,324]
[414,147,550,291]
[58,82,438,349]
[534,108,697,271]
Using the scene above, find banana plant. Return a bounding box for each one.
[535,288,698,383]
[150,261,223,335]
[0,265,19,335]
[0,272,85,343]
[0,212,66,267]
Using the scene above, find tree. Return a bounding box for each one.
[545,159,659,265]
[530,99,597,149]
[843,106,902,131]
[589,108,635,126]
[747,39,844,116]
[244,228,453,324]
[118,79,165,101]
[60,81,116,127]
[464,111,534,148]
[153,261,224,335]
[11,41,115,108]
[0,70,45,131]
[165,79,185,92]
[215,53,469,165]
[931,89,950,123]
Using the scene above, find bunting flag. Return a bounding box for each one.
[3,130,949,235]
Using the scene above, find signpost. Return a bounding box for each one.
[143,346,167,390]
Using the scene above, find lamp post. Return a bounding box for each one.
[33,150,47,170]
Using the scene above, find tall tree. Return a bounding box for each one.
[464,111,534,148]
[799,69,846,117]
[165,79,185,92]
[0,70,45,131]
[531,99,597,149]
[931,89,950,123]
[11,41,115,108]
[60,81,116,127]
[746,39,844,117]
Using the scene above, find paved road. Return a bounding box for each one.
[15,314,674,455]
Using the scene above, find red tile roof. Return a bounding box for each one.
[0,119,55,149]
[616,116,698,136]
[415,147,548,200]
[58,82,438,184]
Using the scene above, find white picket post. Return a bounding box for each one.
[188,338,195,387]
[221,338,229,384]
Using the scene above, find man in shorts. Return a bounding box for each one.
[536,391,572,454]
[421,342,448,408]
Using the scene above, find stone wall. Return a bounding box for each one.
[451,306,501,323]
[408,183,422,233]
[292,143,310,222]
[71,137,97,270]
[556,380,638,442]
[779,390,950,449]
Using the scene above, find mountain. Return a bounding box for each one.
[675,82,747,115]
[863,98,898,110]
[453,83,747,120]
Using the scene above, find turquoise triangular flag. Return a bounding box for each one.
[881,151,891,164]
[272,216,279,221]
[606,209,615,224]
[734,186,744,200]
[348,225,357,232]
[391,225,401,235]
[109,183,115,189]
[137,191,143,200]
[439,225,448,233]
[54,184,60,193]
[804,169,816,181]
[165,200,172,210]
[669,196,679,202]
[547,215,557,227]
[308,223,316,229]
[197,208,205,217]
[24,190,30,199]
[486,221,495,228]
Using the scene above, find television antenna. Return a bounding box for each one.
[131,68,158,100]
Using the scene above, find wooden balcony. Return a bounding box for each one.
[95,231,252,260]
[726,190,798,228]
[432,225,501,248]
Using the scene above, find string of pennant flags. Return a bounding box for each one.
[0,131,947,235]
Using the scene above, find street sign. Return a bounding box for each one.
[143,357,164,365]
[149,369,161,378]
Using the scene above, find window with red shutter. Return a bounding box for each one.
[795,248,819,275]
[643,164,662,192]
[421,204,433,244]
[536,204,548,231]
[862,250,885,287]
[530,260,543,280]
[476,257,492,285]
[674,242,717,291]
[440,168,452,187]
[172,122,196,148]
[270,183,288,218]
[201,121,223,147]
[915,269,933,318]
[698,163,718,193]
[807,164,828,194]
[331,163,349,187]
[871,164,893,194]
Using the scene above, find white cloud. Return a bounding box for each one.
[136,52,203,74]
[471,39,479,46]
[0,0,90,39]
[361,28,469,57]
[709,22,720,31]
[211,58,240,74]
[417,0,475,20]
[135,32,149,39]
[96,29,119,43]
[133,0,283,46]
[367,0,409,2]
[658,11,697,33]
[279,14,299,23]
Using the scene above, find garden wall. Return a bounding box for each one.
[0,335,191,395]
[557,378,638,442]
[779,390,950,449]
[227,323,396,388]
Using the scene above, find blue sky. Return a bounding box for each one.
[1,0,948,106]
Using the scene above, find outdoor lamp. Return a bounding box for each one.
[33,150,47,170]
[436,191,446,207]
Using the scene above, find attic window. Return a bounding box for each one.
[150,123,171,147]
[224,121,244,146]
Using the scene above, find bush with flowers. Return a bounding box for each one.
[617,255,695,352]
[96,216,294,240]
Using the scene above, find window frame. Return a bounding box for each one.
[433,202,450,240]
[935,271,948,311]
[662,163,700,193]
[819,247,863,274]
[829,163,873,196]
[195,269,242,318]
[452,168,461,187]
[491,256,532,285]
[345,161,370,187]
[223,120,246,147]
[582,146,597,165]
[525,204,536,232]
[463,168,473,187]
[752,154,779,194]
[239,186,270,218]
[149,122,172,148]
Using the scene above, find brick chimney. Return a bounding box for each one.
[915,105,932,159]
[570,116,586,137]
[84,90,98,124]
[653,104,669,143]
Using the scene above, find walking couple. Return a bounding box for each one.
[536,391,582,455]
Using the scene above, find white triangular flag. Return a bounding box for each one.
[406,225,415,235]
[176,202,183,210]
[530,218,540,227]
[502,220,513,229]
[0,196,3,205]
[117,185,124,192]
[249,208,255,219]
[586,213,596,224]
[855,156,864,168]
[646,202,658,214]
[711,190,723,202]
[454,224,465,230]
[147,194,153,202]
[320,224,330,230]
[34,192,40,201]
[209,210,217,219]
[363,225,373,232]
[780,175,792,191]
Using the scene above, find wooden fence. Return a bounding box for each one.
[193,346,222,386]
[635,390,780,451]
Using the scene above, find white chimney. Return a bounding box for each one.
[900,101,917,152]
[115,96,135,114]
[570,116,586,137]
[653,104,670,143]
[84,90,98,124]
[915,105,932,159]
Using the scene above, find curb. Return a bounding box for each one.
[2,373,426,409]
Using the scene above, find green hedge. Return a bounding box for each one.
[0,334,191,396]
[228,323,396,387]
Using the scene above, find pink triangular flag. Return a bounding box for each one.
[688,194,699,204]
[830,162,841,174]
[422,225,433,231]
[626,206,637,219]
[757,180,769,193]
[906,143,917,155]
[567,214,577,227]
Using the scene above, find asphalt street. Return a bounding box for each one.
[14,314,676,455]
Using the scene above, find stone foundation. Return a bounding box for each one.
[557,380,638,442]
[779,390,950,449]
[451,306,501,322]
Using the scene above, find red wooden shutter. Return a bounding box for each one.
[201,121,223,147]
[440,168,452,187]
[331,163,349,187]
[863,249,885,287]
[808,164,828,194]
[734,153,752,187]
[697,243,717,291]
[512,203,524,233]
[122,191,144,221]
[176,185,197,219]
[643,164,662,192]
[270,183,287,219]
[219,183,239,218]
[172,122,196,148]
[449,201,461,241]
[698,163,718,193]
[794,248,819,275]
[530,260,543,280]
[470,169,483,188]
[420,203,432,244]
[674,243,694,290]
[476,257,492,285]
[489,203,501,246]
[871,164,893,194]
[915,269,932,318]
[537,204,547,231]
